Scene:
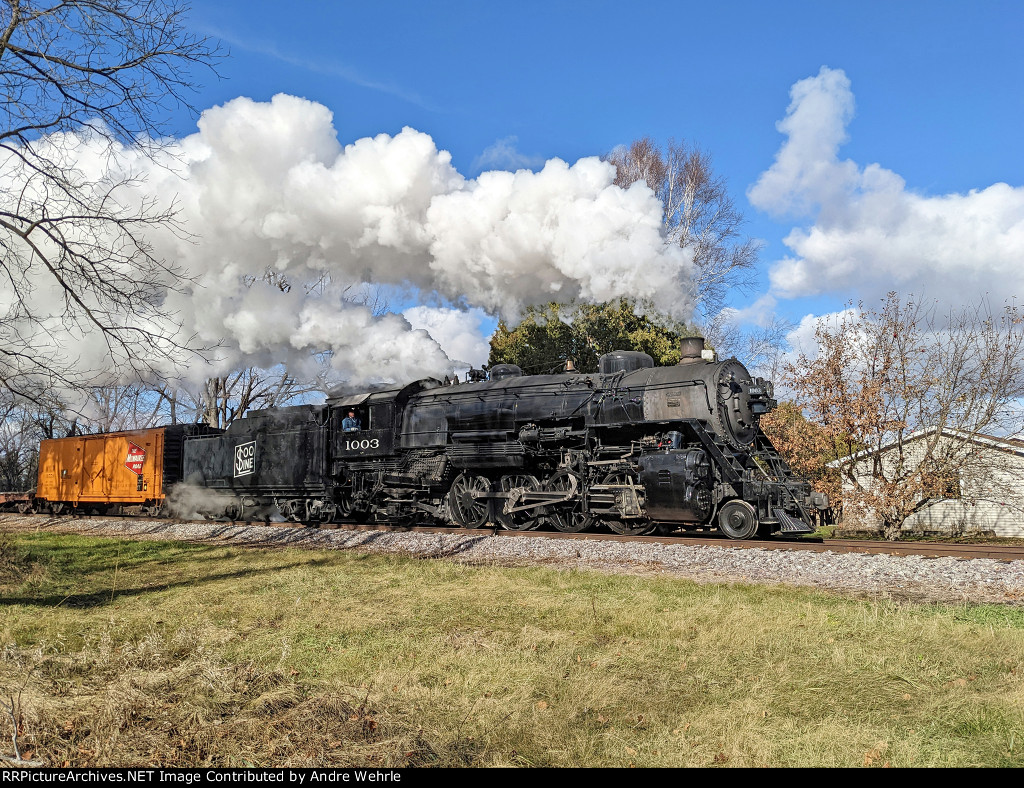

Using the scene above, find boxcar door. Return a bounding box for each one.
[81,437,110,503]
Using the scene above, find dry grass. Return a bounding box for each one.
[1,528,1023,767]
[0,530,40,591]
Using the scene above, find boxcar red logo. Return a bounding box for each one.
[125,442,146,475]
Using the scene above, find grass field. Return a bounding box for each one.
[1,528,1023,767]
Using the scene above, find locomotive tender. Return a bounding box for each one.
[180,337,827,539]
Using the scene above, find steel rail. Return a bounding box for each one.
[3,512,1023,561]
[308,522,1024,561]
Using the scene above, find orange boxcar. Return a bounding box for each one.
[34,425,219,514]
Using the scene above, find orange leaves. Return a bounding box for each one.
[779,291,1024,536]
[862,741,889,767]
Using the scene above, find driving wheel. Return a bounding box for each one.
[601,471,656,535]
[448,473,493,528]
[543,469,593,533]
[496,474,543,530]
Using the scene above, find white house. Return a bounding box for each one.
[829,427,1024,538]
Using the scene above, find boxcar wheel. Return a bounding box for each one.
[717,500,759,540]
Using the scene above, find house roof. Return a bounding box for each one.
[827,426,1024,468]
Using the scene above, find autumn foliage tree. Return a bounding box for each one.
[782,293,1024,540]
[759,400,843,516]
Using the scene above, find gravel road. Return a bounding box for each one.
[4,514,1024,605]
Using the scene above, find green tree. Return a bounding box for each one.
[488,300,691,373]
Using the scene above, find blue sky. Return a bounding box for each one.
[168,0,1024,356]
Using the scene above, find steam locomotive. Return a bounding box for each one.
[176,337,827,539]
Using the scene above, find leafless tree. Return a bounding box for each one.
[741,315,794,382]
[187,367,324,429]
[0,1,221,404]
[784,292,1024,539]
[0,396,37,489]
[606,137,761,323]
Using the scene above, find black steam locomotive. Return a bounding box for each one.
[180,337,827,539]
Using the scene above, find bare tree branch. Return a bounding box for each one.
[605,137,761,322]
[0,1,222,405]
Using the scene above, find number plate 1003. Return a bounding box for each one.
[335,429,391,456]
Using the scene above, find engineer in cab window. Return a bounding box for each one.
[342,410,361,432]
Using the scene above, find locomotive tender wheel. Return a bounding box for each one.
[543,469,594,533]
[601,471,656,536]
[717,499,759,540]
[495,474,543,531]
[448,473,493,528]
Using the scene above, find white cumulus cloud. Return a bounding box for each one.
[749,66,1024,305]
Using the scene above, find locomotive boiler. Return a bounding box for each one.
[179,337,827,539]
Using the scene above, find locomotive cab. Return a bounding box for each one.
[327,379,441,462]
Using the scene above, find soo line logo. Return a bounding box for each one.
[234,441,256,477]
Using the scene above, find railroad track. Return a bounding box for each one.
[4,513,1023,562]
[315,522,1024,561]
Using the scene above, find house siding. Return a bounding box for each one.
[838,433,1024,538]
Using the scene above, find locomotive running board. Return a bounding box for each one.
[773,508,815,534]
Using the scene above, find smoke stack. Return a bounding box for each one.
[679,336,705,364]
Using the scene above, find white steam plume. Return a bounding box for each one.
[402,306,492,369]
[2,93,693,396]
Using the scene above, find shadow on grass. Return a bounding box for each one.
[1,557,335,610]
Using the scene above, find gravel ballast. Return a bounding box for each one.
[4,514,1024,605]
